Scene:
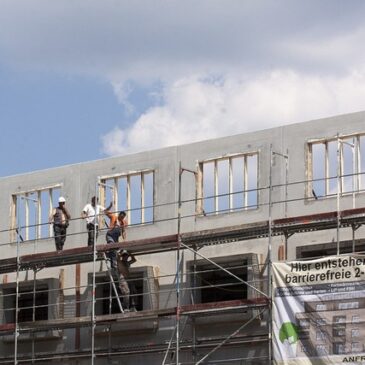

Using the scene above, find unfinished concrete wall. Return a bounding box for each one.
[0,110,364,363]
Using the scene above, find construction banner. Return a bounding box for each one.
[272,255,365,365]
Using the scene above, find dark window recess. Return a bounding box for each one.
[333,342,346,355]
[196,261,248,303]
[298,330,310,339]
[3,285,48,323]
[333,315,347,323]
[96,273,144,315]
[297,240,365,259]
[333,328,346,337]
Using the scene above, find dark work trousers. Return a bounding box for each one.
[54,224,67,251]
[118,274,137,310]
[106,234,118,269]
[87,223,99,246]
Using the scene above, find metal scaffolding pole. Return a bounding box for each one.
[192,246,197,363]
[336,134,341,255]
[14,204,21,365]
[161,258,184,365]
[268,144,273,364]
[285,148,289,218]
[176,162,183,365]
[179,241,267,299]
[30,195,39,365]
[336,136,356,256]
[91,179,121,363]
[15,195,38,365]
[162,323,178,365]
[195,307,267,365]
[91,181,98,365]
[351,223,361,253]
[173,164,199,365]
[31,268,38,364]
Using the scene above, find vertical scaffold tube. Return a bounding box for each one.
[176,161,182,365]
[91,181,98,365]
[268,144,273,364]
[14,201,20,365]
[336,134,341,255]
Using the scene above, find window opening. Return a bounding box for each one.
[12,186,61,241]
[316,330,326,340]
[202,162,215,214]
[333,315,346,324]
[316,318,326,326]
[299,319,310,328]
[95,274,144,315]
[333,328,346,337]
[351,342,362,352]
[316,303,326,311]
[130,174,142,224]
[309,134,365,198]
[199,153,258,215]
[352,315,360,323]
[338,301,359,310]
[100,171,154,226]
[217,159,229,213]
[3,285,48,323]
[333,343,346,355]
[315,344,328,356]
[296,240,365,259]
[192,260,248,304]
[247,154,258,208]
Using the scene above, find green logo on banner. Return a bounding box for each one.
[279,322,299,344]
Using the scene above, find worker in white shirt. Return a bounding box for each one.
[82,196,112,246]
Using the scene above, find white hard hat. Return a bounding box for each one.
[121,249,128,255]
[58,196,66,203]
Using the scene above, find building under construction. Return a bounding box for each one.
[0,111,365,364]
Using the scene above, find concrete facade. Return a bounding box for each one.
[0,111,365,364]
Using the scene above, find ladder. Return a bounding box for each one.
[102,253,124,313]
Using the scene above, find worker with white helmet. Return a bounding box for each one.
[49,196,71,251]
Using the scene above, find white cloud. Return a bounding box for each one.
[101,70,365,156]
[111,82,135,115]
[2,1,365,159]
[279,24,365,74]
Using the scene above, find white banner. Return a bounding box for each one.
[273,255,365,365]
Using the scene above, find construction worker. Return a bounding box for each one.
[82,196,112,246]
[117,249,137,312]
[50,196,71,251]
[105,209,127,269]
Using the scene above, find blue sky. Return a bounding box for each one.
[1,0,365,177]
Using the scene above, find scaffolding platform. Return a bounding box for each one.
[0,297,268,336]
[2,207,365,274]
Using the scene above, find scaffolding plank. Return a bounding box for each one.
[0,207,364,275]
[0,298,269,335]
[180,297,269,314]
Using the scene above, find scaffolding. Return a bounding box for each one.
[0,145,365,364]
